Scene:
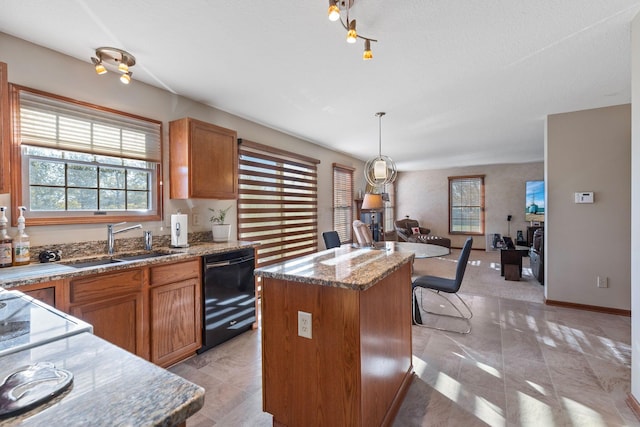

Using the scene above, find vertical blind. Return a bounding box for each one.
[333,163,354,243]
[238,140,319,267]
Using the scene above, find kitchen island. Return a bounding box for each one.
[255,244,415,427]
[0,332,204,426]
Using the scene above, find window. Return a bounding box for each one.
[332,163,354,243]
[383,183,395,233]
[11,85,162,225]
[238,139,319,267]
[449,175,484,235]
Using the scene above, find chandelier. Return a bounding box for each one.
[364,112,397,187]
[327,0,377,60]
[90,47,136,85]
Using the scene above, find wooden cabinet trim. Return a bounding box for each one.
[69,268,143,304]
[150,258,200,287]
[0,62,9,193]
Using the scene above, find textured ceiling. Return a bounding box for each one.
[1,0,639,170]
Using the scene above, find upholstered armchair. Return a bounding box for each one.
[394,218,431,243]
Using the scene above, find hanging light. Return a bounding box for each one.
[364,112,397,187]
[346,20,357,43]
[120,72,132,85]
[363,39,373,60]
[326,0,377,59]
[327,0,340,21]
[91,57,107,75]
[90,47,136,85]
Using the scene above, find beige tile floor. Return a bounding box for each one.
[170,249,637,427]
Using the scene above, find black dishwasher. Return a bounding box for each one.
[198,248,256,353]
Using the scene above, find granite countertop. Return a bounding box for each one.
[254,244,415,291]
[0,241,258,288]
[0,332,204,426]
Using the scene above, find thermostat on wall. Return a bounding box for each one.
[574,192,594,203]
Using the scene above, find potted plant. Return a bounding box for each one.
[209,205,232,242]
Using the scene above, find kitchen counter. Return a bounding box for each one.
[0,332,204,426]
[254,244,415,290]
[0,241,258,289]
[257,245,414,426]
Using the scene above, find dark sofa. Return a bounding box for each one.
[529,228,544,285]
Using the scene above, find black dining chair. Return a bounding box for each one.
[412,237,473,334]
[322,231,341,249]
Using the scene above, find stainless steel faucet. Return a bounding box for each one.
[107,222,143,255]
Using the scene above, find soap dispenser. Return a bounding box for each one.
[0,206,12,267]
[12,206,30,266]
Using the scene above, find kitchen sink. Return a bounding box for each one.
[114,252,169,262]
[66,258,124,268]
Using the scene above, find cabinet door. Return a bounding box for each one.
[70,292,145,357]
[169,117,238,199]
[18,279,64,308]
[150,278,202,367]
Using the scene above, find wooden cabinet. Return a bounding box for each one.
[67,268,148,359]
[169,117,238,199]
[149,259,202,367]
[0,62,9,193]
[19,279,64,308]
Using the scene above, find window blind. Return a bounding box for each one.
[333,163,354,243]
[16,87,161,162]
[449,175,485,234]
[238,140,319,267]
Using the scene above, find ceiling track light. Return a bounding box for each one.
[327,0,377,60]
[90,47,136,84]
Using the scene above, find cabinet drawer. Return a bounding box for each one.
[150,259,200,287]
[70,269,143,304]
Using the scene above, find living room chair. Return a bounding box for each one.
[394,218,430,242]
[322,231,341,249]
[412,237,473,334]
[352,220,374,247]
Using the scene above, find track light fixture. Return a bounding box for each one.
[327,0,377,60]
[90,47,136,85]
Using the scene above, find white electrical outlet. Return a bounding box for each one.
[597,276,609,288]
[298,311,312,339]
[193,213,201,226]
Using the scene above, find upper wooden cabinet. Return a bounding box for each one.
[169,117,238,199]
[0,62,10,194]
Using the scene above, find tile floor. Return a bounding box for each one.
[170,249,637,427]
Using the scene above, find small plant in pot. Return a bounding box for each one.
[209,205,232,242]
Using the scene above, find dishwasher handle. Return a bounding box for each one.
[205,255,254,270]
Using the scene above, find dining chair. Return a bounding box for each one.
[412,237,473,334]
[322,231,341,249]
[352,220,373,247]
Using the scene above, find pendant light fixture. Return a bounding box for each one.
[90,47,136,85]
[327,0,377,60]
[364,112,397,187]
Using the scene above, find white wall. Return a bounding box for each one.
[630,9,640,409]
[0,32,365,248]
[546,104,631,311]
[396,162,543,249]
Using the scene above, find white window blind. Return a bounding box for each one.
[17,87,161,162]
[333,163,354,243]
[238,140,319,267]
[449,175,485,234]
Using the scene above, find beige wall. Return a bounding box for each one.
[630,11,639,404]
[0,33,365,248]
[546,104,631,310]
[396,162,543,250]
